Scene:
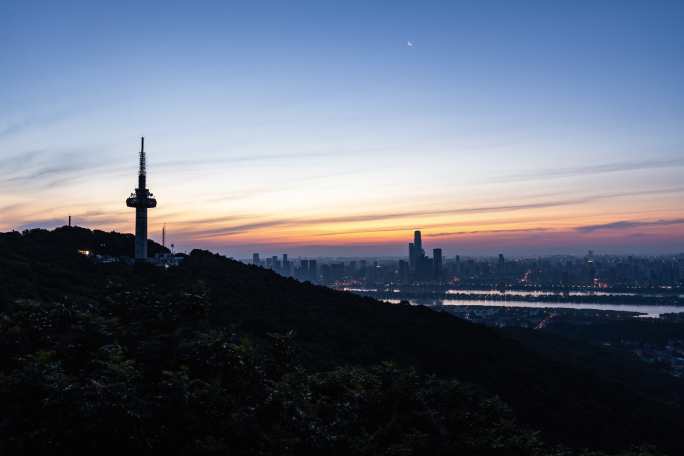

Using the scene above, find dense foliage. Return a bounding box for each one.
[0,227,681,454]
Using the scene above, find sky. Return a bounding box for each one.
[1,0,683,257]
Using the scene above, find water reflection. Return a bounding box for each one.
[386,298,684,318]
[445,289,682,298]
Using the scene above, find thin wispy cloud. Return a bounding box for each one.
[495,157,684,183]
[155,151,333,172]
[0,146,363,192]
[0,111,70,140]
[310,213,599,239]
[154,143,397,177]
[187,219,297,239]
[167,187,684,241]
[0,150,43,173]
[296,187,684,226]
[0,202,25,214]
[0,148,121,190]
[205,169,364,203]
[313,226,418,237]
[428,227,553,237]
[173,214,257,226]
[575,218,684,233]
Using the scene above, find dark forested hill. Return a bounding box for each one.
[0,227,682,455]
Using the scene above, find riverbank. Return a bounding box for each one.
[345,288,684,306]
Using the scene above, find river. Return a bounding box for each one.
[384,298,684,318]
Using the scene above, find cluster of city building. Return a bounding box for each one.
[249,230,446,285]
[251,253,319,283]
[248,230,684,290]
[405,230,443,282]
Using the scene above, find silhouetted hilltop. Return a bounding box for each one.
[1,225,169,259]
[0,228,682,455]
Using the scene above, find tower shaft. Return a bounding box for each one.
[135,206,149,260]
[126,137,157,261]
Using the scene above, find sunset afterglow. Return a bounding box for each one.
[2,2,682,256]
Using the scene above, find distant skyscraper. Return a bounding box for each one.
[126,137,157,261]
[252,253,260,266]
[282,254,290,274]
[414,230,423,256]
[409,230,427,275]
[409,242,416,270]
[309,259,318,282]
[398,260,409,283]
[298,259,310,281]
[433,248,443,279]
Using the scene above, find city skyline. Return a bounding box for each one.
[246,228,683,297]
[2,1,683,256]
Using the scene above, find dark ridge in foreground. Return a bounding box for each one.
[0,227,682,455]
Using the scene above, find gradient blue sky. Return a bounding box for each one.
[1,1,683,257]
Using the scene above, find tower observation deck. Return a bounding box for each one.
[126,137,157,261]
